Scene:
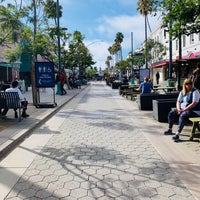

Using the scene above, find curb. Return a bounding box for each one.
[0,85,89,160]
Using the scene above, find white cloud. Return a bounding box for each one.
[93,14,162,69]
[96,14,161,50]
[84,40,111,69]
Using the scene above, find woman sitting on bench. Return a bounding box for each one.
[164,78,200,142]
[2,81,29,119]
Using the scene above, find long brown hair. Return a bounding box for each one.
[182,78,193,96]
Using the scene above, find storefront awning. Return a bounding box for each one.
[0,62,21,69]
[0,63,12,68]
[152,61,169,68]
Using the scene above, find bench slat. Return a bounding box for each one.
[188,117,200,142]
[0,92,22,121]
[189,117,200,122]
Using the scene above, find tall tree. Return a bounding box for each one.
[108,32,124,65]
[0,5,24,46]
[105,55,112,69]
[114,32,124,61]
[65,31,95,77]
[161,0,200,38]
[137,0,156,69]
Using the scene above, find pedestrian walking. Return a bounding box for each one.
[59,69,67,95]
[156,71,160,85]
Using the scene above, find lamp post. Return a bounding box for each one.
[56,0,61,74]
[130,32,134,84]
[86,40,104,48]
[85,40,104,77]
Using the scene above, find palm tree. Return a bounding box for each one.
[0,5,23,45]
[114,32,124,61]
[105,55,112,70]
[137,0,155,69]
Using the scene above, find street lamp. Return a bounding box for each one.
[56,0,68,74]
[86,40,104,47]
[56,0,61,74]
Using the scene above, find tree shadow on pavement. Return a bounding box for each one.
[4,141,194,199]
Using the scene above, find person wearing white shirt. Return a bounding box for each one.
[2,81,29,119]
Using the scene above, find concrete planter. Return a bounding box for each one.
[137,93,178,110]
[152,99,177,122]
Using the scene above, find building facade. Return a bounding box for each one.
[149,25,200,87]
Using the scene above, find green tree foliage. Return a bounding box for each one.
[43,0,62,24]
[132,53,145,67]
[146,38,165,61]
[137,0,157,68]
[64,31,95,76]
[137,0,157,16]
[115,59,130,71]
[108,32,124,64]
[0,0,70,65]
[87,69,97,79]
[0,4,24,45]
[160,0,200,38]
[105,55,112,68]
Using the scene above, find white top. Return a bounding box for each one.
[5,87,25,101]
[178,89,200,110]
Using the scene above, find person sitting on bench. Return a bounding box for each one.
[2,80,29,119]
[137,77,153,94]
[164,78,200,142]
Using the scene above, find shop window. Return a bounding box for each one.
[190,34,194,44]
[183,35,186,47]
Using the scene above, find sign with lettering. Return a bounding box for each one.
[35,62,55,88]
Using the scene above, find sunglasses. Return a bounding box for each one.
[185,82,192,85]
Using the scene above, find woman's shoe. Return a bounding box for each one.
[172,134,179,142]
[164,129,172,135]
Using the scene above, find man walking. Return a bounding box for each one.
[156,71,160,85]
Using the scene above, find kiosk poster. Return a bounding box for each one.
[139,68,150,82]
[35,62,55,88]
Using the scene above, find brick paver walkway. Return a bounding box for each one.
[1,82,197,200]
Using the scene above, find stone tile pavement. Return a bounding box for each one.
[0,85,87,158]
[0,81,200,200]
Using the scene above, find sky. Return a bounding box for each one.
[3,0,161,70]
[59,0,162,70]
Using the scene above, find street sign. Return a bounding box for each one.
[35,62,55,88]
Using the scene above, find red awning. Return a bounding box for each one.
[152,61,169,68]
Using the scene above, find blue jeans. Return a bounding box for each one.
[168,109,198,133]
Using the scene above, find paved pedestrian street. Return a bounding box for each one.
[1,82,197,199]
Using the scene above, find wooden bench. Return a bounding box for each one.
[119,85,129,95]
[188,117,200,141]
[125,89,140,100]
[121,86,140,101]
[0,92,22,121]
